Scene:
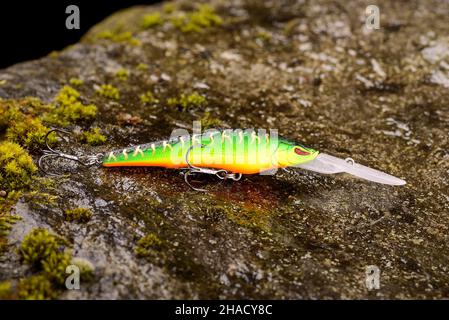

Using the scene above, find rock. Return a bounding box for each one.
[0,0,449,299]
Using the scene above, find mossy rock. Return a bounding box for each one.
[0,0,448,300]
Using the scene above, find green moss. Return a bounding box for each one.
[256,29,272,42]
[0,281,12,299]
[55,85,80,104]
[18,228,67,268]
[71,257,95,281]
[96,30,140,46]
[24,190,58,208]
[115,68,129,81]
[1,98,29,129]
[0,214,21,254]
[163,3,175,14]
[0,146,56,256]
[44,86,97,127]
[96,84,120,100]
[0,142,37,192]
[141,12,163,29]
[42,250,72,285]
[0,79,7,86]
[64,207,93,223]
[140,91,159,105]
[167,92,206,111]
[171,4,222,33]
[200,112,222,130]
[6,116,55,150]
[12,228,79,299]
[136,63,149,71]
[135,233,162,258]
[0,215,21,238]
[80,127,106,146]
[17,275,56,300]
[69,78,84,86]
[0,98,55,150]
[0,150,27,255]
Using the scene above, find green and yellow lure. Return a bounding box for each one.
[102,129,318,174]
[40,128,406,191]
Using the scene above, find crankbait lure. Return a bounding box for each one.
[39,128,406,191]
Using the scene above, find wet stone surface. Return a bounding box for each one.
[0,0,448,299]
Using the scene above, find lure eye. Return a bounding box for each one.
[294,147,310,156]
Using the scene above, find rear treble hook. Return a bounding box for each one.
[38,128,103,176]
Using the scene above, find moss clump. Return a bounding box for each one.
[44,86,97,127]
[115,68,129,81]
[0,215,21,238]
[17,275,56,300]
[0,281,12,299]
[135,233,162,258]
[6,116,54,151]
[0,142,37,192]
[18,228,68,268]
[201,112,222,130]
[136,63,149,71]
[171,4,222,33]
[163,3,175,14]
[0,214,21,254]
[140,91,159,105]
[80,127,106,146]
[0,138,39,256]
[96,84,120,100]
[71,257,95,281]
[0,98,55,150]
[141,12,163,29]
[97,30,140,46]
[69,78,84,86]
[42,250,73,285]
[167,92,206,111]
[55,85,80,104]
[17,228,73,298]
[64,207,93,223]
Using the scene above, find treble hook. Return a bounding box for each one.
[38,128,103,176]
[181,143,242,192]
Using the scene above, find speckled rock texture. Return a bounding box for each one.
[0,0,448,299]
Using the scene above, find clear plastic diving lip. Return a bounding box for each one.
[296,153,406,186]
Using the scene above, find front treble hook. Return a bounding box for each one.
[38,128,103,176]
[181,144,242,191]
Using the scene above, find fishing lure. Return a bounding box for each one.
[39,128,406,191]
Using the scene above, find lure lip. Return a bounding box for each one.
[296,153,406,186]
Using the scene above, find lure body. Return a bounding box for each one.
[102,129,318,174]
[39,128,406,187]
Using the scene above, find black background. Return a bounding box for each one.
[0,0,160,69]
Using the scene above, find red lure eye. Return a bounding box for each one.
[294,147,310,156]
